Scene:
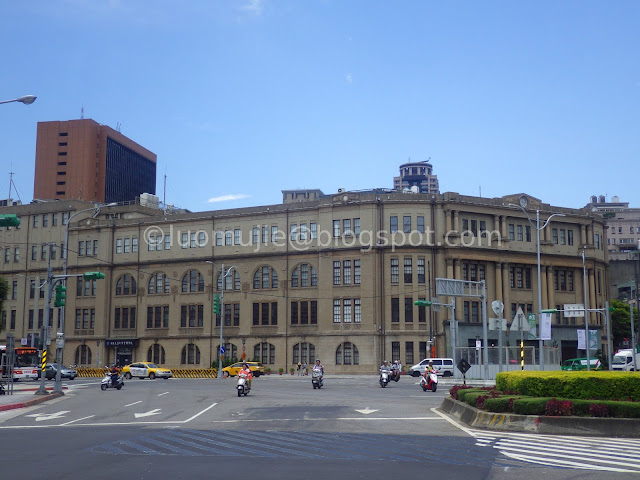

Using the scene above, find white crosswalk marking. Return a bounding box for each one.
[469,428,640,472]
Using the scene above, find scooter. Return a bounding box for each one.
[390,367,401,382]
[379,367,391,388]
[237,373,250,396]
[101,373,124,391]
[311,369,323,389]
[420,370,438,392]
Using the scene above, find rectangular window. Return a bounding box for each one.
[417,216,425,233]
[508,224,515,240]
[568,230,574,245]
[300,301,309,324]
[233,303,240,326]
[31,245,37,261]
[404,257,412,284]
[291,301,298,325]
[333,299,341,323]
[390,216,398,233]
[164,235,171,250]
[253,303,260,326]
[42,214,48,227]
[343,219,351,235]
[42,244,48,260]
[310,222,317,239]
[299,223,307,240]
[354,260,361,285]
[525,225,531,242]
[262,226,268,243]
[353,218,360,235]
[132,237,138,252]
[391,298,399,323]
[225,230,232,246]
[333,261,341,286]
[234,229,241,245]
[124,238,131,253]
[418,297,426,323]
[403,216,411,233]
[390,258,399,284]
[311,300,318,324]
[417,258,425,284]
[354,299,361,323]
[116,239,122,254]
[560,229,566,245]
[405,342,414,366]
[517,225,523,241]
[215,231,223,246]
[392,342,400,363]
[252,227,259,244]
[343,299,352,323]
[405,297,413,323]
[333,220,340,237]
[271,226,278,243]
[52,213,58,226]
[290,224,298,241]
[343,260,351,285]
[33,216,38,228]
[552,228,559,244]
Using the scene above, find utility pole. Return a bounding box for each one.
[35,249,52,395]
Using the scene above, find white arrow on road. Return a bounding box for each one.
[355,407,379,415]
[134,408,162,418]
[26,411,70,422]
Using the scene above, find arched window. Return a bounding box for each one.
[336,342,359,365]
[181,270,204,293]
[115,274,137,296]
[291,263,317,288]
[181,343,201,364]
[292,342,316,364]
[253,342,275,365]
[148,272,170,295]
[74,345,92,366]
[253,266,278,289]
[147,344,166,364]
[217,268,241,291]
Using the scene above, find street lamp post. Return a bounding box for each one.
[55,203,116,392]
[0,95,37,105]
[510,198,565,371]
[207,262,236,378]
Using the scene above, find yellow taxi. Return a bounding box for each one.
[222,361,265,377]
[121,361,173,380]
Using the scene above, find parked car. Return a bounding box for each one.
[409,358,455,377]
[38,363,78,380]
[561,358,601,371]
[121,362,173,379]
[222,361,265,377]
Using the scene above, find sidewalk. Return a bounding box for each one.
[0,381,67,412]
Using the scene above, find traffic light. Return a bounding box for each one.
[213,294,221,315]
[0,214,20,227]
[83,271,105,280]
[414,300,432,307]
[54,284,67,307]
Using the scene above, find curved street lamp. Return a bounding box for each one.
[206,261,237,378]
[510,197,566,371]
[0,95,37,105]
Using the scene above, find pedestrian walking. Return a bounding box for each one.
[297,361,302,375]
[302,361,307,375]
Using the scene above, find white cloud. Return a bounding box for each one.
[241,0,263,15]
[208,194,251,203]
[346,73,353,84]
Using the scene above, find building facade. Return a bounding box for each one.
[0,191,609,372]
[33,119,157,204]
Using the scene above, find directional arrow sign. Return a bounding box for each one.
[355,407,379,415]
[26,411,70,422]
[134,408,162,418]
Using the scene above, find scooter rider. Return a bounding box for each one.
[380,360,391,372]
[391,360,401,379]
[239,362,253,389]
[424,360,436,378]
[109,364,120,387]
[313,359,324,375]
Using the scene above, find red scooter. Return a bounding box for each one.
[420,369,438,392]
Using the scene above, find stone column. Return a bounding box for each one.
[445,210,452,233]
[495,262,503,302]
[454,259,462,319]
[581,225,587,246]
[546,266,555,314]
[453,210,460,233]
[588,268,596,326]
[540,265,548,310]
[501,215,508,240]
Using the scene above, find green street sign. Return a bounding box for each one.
[83,271,105,280]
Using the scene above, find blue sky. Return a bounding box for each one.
[1,0,638,212]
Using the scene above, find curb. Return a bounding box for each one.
[440,396,640,437]
[0,392,64,412]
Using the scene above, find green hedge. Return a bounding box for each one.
[476,395,640,418]
[495,371,640,401]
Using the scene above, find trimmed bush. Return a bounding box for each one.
[483,396,521,413]
[545,398,573,416]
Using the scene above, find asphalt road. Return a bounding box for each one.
[0,374,638,479]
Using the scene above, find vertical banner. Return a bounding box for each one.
[527,314,537,340]
[589,329,598,350]
[540,313,552,340]
[577,329,586,350]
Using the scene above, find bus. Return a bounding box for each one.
[1,345,40,381]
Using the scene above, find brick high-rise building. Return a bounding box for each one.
[33,119,157,204]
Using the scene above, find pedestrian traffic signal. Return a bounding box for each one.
[83,271,105,280]
[213,294,221,315]
[54,284,67,307]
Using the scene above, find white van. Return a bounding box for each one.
[612,349,640,371]
[409,358,454,377]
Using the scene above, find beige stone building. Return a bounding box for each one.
[0,190,609,373]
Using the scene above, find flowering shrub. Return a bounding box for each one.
[589,403,609,417]
[476,395,489,409]
[545,398,573,416]
[450,385,474,400]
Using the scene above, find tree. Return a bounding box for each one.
[0,275,8,332]
[609,298,639,350]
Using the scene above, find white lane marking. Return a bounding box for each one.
[209,416,443,424]
[430,407,475,436]
[158,392,169,396]
[61,415,95,426]
[125,401,142,407]
[182,402,218,423]
[26,411,70,422]
[354,407,378,414]
[134,408,162,418]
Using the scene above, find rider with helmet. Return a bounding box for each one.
[239,362,253,388]
[109,364,120,387]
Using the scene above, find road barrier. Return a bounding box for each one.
[76,368,218,378]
